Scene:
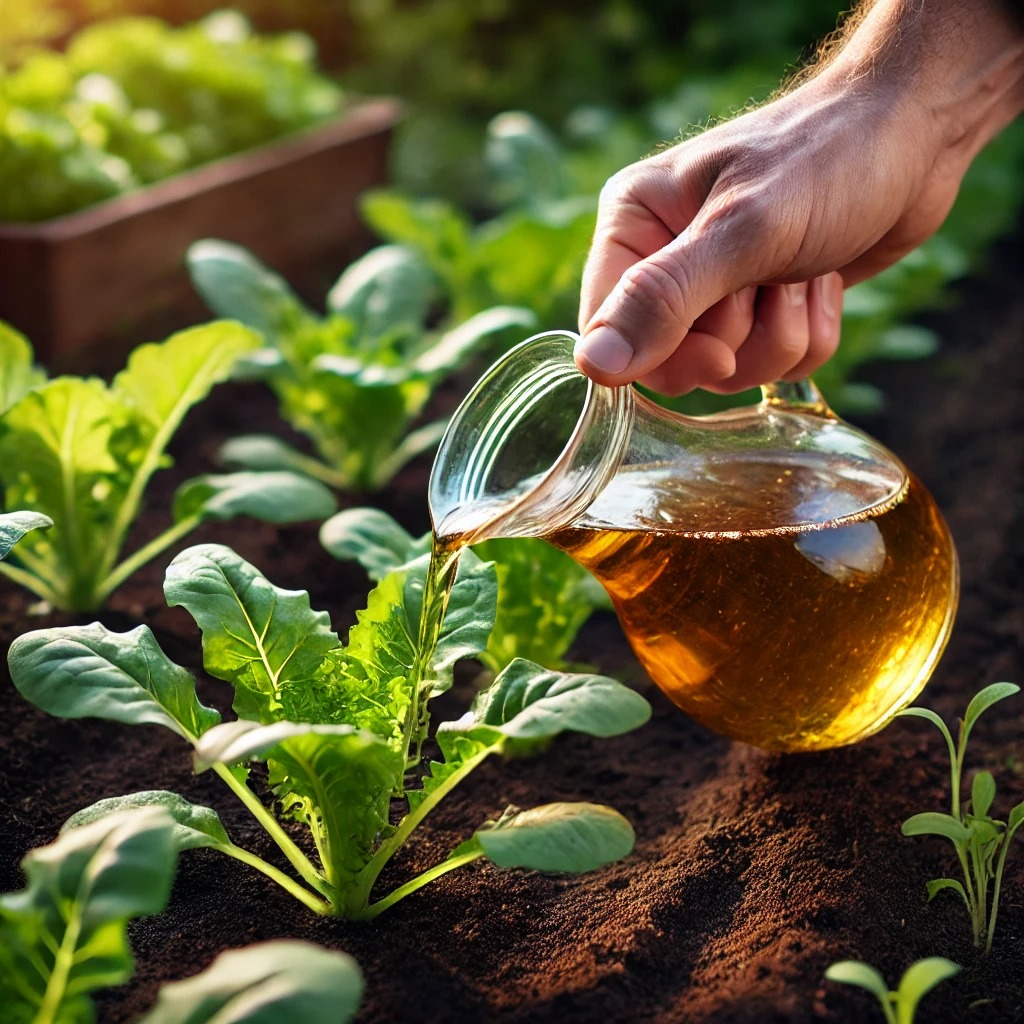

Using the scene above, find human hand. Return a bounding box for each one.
[576,0,1024,395]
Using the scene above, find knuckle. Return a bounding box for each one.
[618,260,691,328]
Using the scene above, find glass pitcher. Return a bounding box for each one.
[429,330,959,753]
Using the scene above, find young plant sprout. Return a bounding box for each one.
[825,958,960,1024]
[0,321,336,612]
[9,542,650,920]
[899,682,1024,952]
[0,808,363,1023]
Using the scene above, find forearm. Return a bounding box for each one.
[817,0,1024,162]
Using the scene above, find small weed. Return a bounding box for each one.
[825,958,960,1024]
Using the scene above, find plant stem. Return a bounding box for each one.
[351,746,495,912]
[358,846,485,920]
[217,842,331,915]
[211,762,329,897]
[0,562,63,607]
[33,893,83,1024]
[93,515,201,606]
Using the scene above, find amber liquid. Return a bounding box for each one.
[545,458,958,752]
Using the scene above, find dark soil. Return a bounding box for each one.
[2,234,1024,1024]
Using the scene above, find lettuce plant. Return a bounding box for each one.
[0,320,336,612]
[825,958,960,1024]
[187,239,534,493]
[0,806,179,1023]
[10,541,650,920]
[899,682,1024,952]
[0,807,363,1023]
[319,506,609,674]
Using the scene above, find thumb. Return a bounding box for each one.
[574,234,740,387]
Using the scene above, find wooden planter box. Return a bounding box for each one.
[0,97,402,370]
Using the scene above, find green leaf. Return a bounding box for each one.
[319,507,425,580]
[963,682,1020,737]
[326,243,434,337]
[925,878,970,910]
[0,510,52,560]
[63,791,231,852]
[825,960,892,1004]
[971,771,997,819]
[894,958,960,1024]
[112,321,261,432]
[0,807,177,1018]
[472,802,634,872]
[0,320,45,413]
[412,305,535,375]
[218,435,322,475]
[139,941,363,1024]
[187,239,311,337]
[164,544,340,721]
[461,658,651,740]
[8,622,220,741]
[472,537,608,672]
[902,812,971,844]
[194,720,401,885]
[1008,802,1024,833]
[173,471,337,525]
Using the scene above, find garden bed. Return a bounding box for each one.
[1,228,1022,1022]
[0,98,400,370]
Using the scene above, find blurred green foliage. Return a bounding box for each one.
[0,11,341,221]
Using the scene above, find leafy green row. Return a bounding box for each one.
[10,540,650,921]
[0,806,362,1023]
[0,320,336,612]
[0,11,341,222]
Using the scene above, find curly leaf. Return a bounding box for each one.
[139,941,363,1024]
[0,807,177,1020]
[8,622,219,741]
[63,791,232,852]
[164,544,340,722]
[470,802,634,873]
[194,720,401,885]
[925,878,971,910]
[472,537,608,672]
[173,471,337,525]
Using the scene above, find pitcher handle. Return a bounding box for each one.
[760,378,834,417]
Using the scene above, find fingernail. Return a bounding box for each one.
[787,283,806,307]
[576,325,634,375]
[819,274,842,319]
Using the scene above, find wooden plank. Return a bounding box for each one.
[0,97,402,369]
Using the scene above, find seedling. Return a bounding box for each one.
[0,321,336,611]
[187,239,534,492]
[825,958,960,1024]
[10,541,650,920]
[899,682,1024,952]
[0,810,362,1023]
[319,506,608,674]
